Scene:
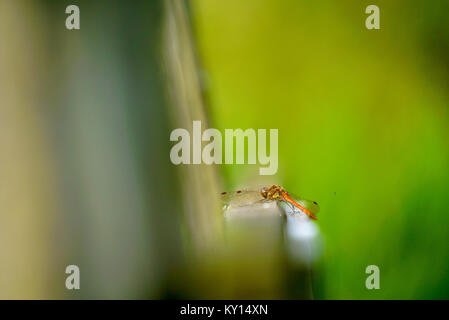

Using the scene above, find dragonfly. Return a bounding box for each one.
[221,185,319,220]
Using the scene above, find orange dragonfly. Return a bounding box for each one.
[221,185,319,220]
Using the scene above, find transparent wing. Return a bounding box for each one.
[221,189,266,208]
[287,192,320,215]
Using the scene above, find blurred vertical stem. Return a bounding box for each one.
[0,1,59,298]
[163,0,223,252]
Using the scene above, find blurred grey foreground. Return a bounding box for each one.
[0,0,321,299]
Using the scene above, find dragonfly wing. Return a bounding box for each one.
[296,199,320,215]
[221,190,265,208]
[287,192,320,215]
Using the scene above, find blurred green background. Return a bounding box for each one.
[191,0,449,299]
[0,0,448,299]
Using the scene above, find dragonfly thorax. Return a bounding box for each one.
[260,185,286,201]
